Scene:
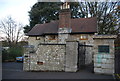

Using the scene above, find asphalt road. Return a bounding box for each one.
[2,62,114,79]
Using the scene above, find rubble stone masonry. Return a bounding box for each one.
[23,44,66,71]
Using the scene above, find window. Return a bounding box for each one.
[80,35,88,40]
[98,45,109,53]
[36,36,40,40]
[49,35,56,40]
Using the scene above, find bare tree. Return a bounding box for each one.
[0,16,23,46]
[78,2,120,34]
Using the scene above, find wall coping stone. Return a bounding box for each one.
[93,35,117,39]
[39,43,66,45]
[66,40,79,42]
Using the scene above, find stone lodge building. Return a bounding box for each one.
[24,2,117,75]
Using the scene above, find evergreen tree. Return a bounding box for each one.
[24,2,119,35]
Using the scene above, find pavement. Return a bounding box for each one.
[2,62,114,79]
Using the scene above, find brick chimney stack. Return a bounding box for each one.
[58,2,72,44]
[59,2,71,28]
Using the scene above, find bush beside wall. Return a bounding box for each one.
[2,46,24,62]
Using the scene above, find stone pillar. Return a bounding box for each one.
[93,35,117,75]
[23,45,34,71]
[65,41,78,72]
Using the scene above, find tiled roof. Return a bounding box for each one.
[27,17,97,36]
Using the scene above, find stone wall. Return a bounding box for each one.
[23,44,66,71]
[93,35,117,75]
[28,34,94,66]
[45,35,58,43]
[23,41,79,72]
[28,36,44,49]
[25,34,117,74]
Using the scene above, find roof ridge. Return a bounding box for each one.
[35,20,59,26]
[71,17,97,20]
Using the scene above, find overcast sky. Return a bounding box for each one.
[0,0,118,26]
[0,0,37,26]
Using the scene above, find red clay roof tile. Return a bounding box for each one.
[27,17,97,36]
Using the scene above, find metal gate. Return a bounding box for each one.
[78,43,85,69]
[78,43,93,71]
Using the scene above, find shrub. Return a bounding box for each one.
[2,45,24,62]
[8,46,23,59]
[2,49,9,62]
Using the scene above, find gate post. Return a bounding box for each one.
[23,45,34,71]
[65,41,78,72]
[93,35,117,75]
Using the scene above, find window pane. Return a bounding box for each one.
[98,45,109,53]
